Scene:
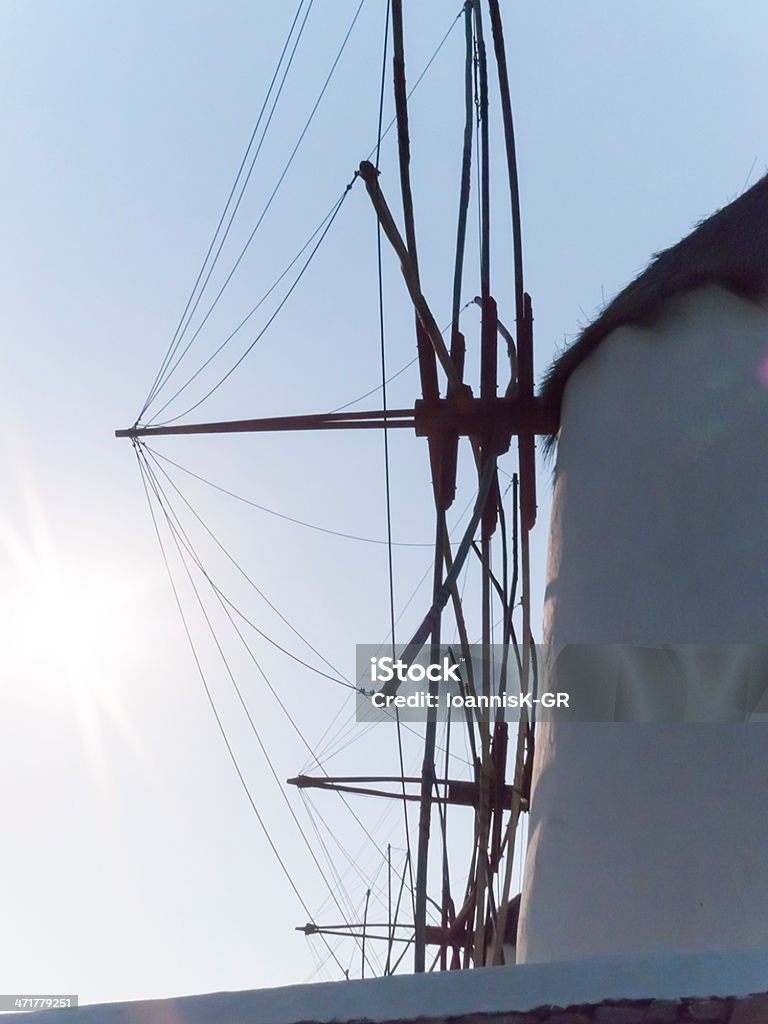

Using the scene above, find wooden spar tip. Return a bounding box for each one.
[114,408,416,439]
[358,160,380,184]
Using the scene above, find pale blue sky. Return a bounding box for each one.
[1,0,767,1006]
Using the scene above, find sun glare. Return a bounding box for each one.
[0,491,151,777]
[11,557,118,683]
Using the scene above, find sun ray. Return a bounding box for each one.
[0,476,154,784]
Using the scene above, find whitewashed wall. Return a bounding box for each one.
[517,285,768,963]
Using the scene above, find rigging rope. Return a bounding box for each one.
[143,445,347,679]
[140,447,446,978]
[145,445,433,547]
[141,445,406,900]
[146,457,372,955]
[147,177,357,425]
[143,0,366,422]
[139,448,358,692]
[145,0,317,411]
[149,180,341,423]
[300,794,382,976]
[140,0,310,418]
[147,438,466,790]
[139,449,407,975]
[146,0,367,422]
[328,300,475,415]
[135,445,349,977]
[303,487,480,774]
[139,421,486,970]
[140,8,462,428]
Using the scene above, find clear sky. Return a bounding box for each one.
[1,0,767,1007]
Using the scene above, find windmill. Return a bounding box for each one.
[117,0,768,979]
[117,0,549,974]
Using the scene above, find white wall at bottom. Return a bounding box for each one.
[8,946,768,1024]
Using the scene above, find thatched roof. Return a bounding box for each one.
[538,173,768,444]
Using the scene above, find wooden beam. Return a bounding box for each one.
[116,396,556,441]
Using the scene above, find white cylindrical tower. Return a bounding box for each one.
[517,177,768,963]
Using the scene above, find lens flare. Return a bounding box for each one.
[0,482,150,780]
